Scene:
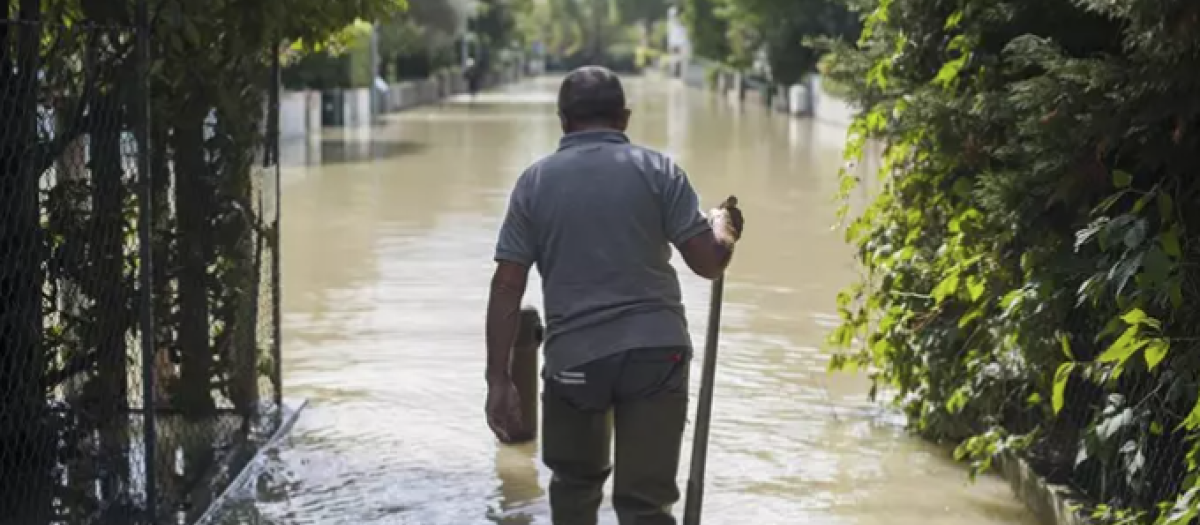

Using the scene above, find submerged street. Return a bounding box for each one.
[217,77,1039,525]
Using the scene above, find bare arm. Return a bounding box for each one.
[486,261,529,383]
[678,231,735,280]
[661,162,741,280]
[489,170,536,383]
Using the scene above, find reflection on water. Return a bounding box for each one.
[215,78,1037,525]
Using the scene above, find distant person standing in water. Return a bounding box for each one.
[484,66,745,525]
[464,58,481,98]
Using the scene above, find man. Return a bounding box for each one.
[485,66,744,525]
[464,58,481,98]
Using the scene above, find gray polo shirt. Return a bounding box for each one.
[494,130,711,375]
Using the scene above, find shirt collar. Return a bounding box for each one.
[558,130,630,151]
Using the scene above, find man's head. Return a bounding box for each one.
[557,66,630,133]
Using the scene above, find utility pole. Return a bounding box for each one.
[369,21,381,116]
[461,0,479,66]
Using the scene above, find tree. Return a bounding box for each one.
[614,0,669,25]
[828,0,1200,522]
[720,0,860,85]
[518,0,639,70]
[679,0,730,60]
[613,0,670,39]
[473,0,519,71]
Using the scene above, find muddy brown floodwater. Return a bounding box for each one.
[213,77,1040,525]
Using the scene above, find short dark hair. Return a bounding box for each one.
[557,66,626,124]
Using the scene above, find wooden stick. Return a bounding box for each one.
[683,274,726,525]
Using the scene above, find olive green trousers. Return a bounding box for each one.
[541,347,691,525]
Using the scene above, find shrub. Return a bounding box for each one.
[828,0,1200,522]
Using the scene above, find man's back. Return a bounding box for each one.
[496,130,710,375]
[486,66,743,524]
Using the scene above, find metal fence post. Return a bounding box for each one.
[134,0,159,519]
[269,44,284,412]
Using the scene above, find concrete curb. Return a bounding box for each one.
[997,451,1092,525]
[192,398,309,525]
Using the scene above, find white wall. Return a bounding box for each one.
[810,76,856,127]
[280,91,308,140]
[344,88,372,128]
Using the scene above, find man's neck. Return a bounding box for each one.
[566,125,620,134]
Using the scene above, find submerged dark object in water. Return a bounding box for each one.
[507,307,544,445]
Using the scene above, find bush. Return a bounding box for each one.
[829,0,1200,522]
[546,47,642,74]
[816,53,850,99]
[281,22,374,90]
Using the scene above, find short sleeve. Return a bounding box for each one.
[661,161,711,247]
[494,173,537,266]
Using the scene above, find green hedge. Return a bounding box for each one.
[828,1,1200,523]
[281,25,373,90]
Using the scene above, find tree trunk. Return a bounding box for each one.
[0,0,51,517]
[88,88,132,503]
[213,91,263,417]
[87,90,129,420]
[149,117,176,409]
[172,102,216,419]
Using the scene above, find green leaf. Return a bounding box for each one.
[1001,289,1023,314]
[1182,396,1200,431]
[951,177,973,198]
[1121,308,1148,326]
[965,276,985,301]
[1094,191,1130,215]
[1113,170,1133,188]
[1133,193,1152,214]
[1143,246,1172,286]
[1111,252,1144,296]
[932,273,960,303]
[1158,191,1175,223]
[1097,408,1132,441]
[1098,325,1146,364]
[958,307,984,328]
[944,10,963,30]
[934,56,966,88]
[1059,332,1075,360]
[1123,218,1148,249]
[946,386,970,414]
[1145,339,1169,370]
[1052,362,1074,414]
[1162,229,1182,258]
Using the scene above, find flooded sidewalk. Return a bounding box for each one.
[216,77,1039,525]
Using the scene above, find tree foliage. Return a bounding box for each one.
[679,0,859,85]
[472,0,521,70]
[613,0,670,27]
[376,0,467,81]
[828,0,1200,521]
[679,0,731,60]
[284,0,477,87]
[518,0,641,70]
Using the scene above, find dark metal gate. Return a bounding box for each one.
[0,0,284,522]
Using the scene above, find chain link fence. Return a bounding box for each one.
[0,7,283,525]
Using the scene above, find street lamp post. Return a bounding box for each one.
[369,21,381,116]
[460,0,479,67]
